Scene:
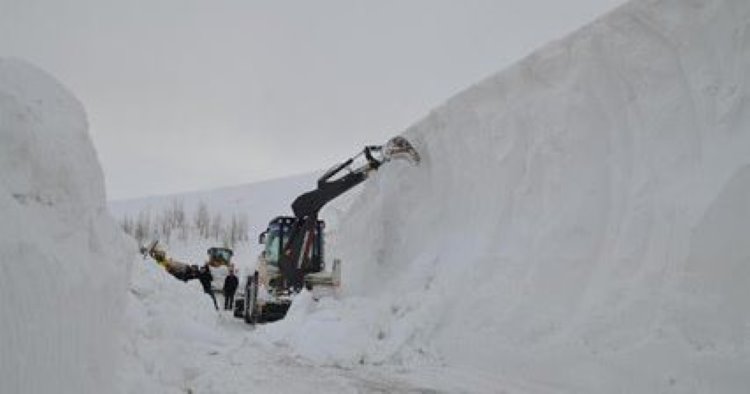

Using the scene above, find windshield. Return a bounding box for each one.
[208,247,232,263]
[263,220,319,268]
[264,224,282,266]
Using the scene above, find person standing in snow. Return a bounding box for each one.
[198,264,219,310]
[223,267,239,310]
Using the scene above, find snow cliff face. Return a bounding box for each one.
[0,58,131,393]
[282,0,750,391]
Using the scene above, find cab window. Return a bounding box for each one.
[264,225,281,266]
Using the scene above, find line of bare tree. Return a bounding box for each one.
[120,200,249,247]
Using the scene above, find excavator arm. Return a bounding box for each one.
[279,136,420,289]
[291,145,381,220]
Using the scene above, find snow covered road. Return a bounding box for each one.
[122,262,521,394]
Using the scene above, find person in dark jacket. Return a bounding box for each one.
[223,267,239,310]
[198,265,219,310]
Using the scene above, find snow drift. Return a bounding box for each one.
[274,0,750,391]
[0,58,131,393]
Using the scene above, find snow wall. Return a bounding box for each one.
[0,58,132,393]
[276,0,750,392]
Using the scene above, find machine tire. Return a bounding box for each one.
[233,299,244,318]
[244,273,259,325]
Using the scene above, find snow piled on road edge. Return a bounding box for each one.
[270,0,750,391]
[0,58,132,393]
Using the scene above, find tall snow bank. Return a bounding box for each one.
[0,58,131,393]
[279,0,750,392]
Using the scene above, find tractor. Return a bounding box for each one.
[234,136,419,324]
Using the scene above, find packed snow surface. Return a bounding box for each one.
[0,58,131,393]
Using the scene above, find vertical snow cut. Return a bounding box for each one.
[0,58,132,393]
[273,0,750,392]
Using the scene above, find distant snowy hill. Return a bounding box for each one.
[109,172,317,222]
[109,172,315,244]
[107,171,357,271]
[108,173,324,282]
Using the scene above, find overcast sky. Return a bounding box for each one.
[0,0,625,200]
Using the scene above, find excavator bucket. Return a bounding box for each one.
[140,240,165,260]
[384,136,420,164]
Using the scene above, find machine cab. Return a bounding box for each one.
[259,216,326,272]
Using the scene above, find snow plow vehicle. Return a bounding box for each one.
[234,136,420,324]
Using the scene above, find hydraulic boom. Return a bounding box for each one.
[279,136,420,289]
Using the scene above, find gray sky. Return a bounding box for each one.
[0,0,625,200]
